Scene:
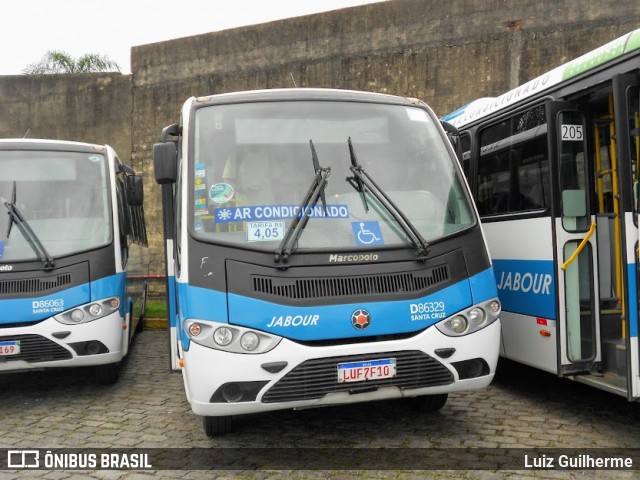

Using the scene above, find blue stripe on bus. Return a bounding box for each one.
[176,268,497,343]
[93,272,126,301]
[167,274,178,329]
[177,282,228,323]
[176,281,226,349]
[627,264,638,338]
[469,266,499,304]
[2,273,126,325]
[492,259,557,320]
[227,279,471,341]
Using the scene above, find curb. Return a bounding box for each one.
[144,317,168,329]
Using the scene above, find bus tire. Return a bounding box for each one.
[135,284,148,334]
[405,393,448,413]
[95,362,120,385]
[203,416,233,437]
[135,314,145,333]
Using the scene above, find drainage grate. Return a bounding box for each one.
[0,334,72,363]
[261,350,453,403]
[252,265,449,300]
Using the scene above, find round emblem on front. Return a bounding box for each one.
[351,309,371,330]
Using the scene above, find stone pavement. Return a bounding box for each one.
[0,329,638,479]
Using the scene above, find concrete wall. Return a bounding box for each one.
[1,0,639,276]
[0,73,131,161]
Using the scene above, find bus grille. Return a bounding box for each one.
[0,335,72,363]
[0,274,72,296]
[261,350,453,403]
[252,265,449,300]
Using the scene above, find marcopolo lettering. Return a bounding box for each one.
[266,314,320,328]
[329,253,379,263]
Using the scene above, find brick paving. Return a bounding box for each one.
[0,329,639,479]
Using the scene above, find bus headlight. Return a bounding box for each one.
[54,297,122,325]
[448,316,469,334]
[436,298,500,337]
[185,320,281,354]
[88,304,103,317]
[487,300,501,315]
[468,308,485,327]
[240,332,260,351]
[70,309,85,323]
[214,327,234,346]
[188,323,202,337]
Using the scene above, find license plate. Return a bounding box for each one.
[0,341,20,356]
[337,358,396,383]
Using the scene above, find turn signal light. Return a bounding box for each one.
[539,330,551,337]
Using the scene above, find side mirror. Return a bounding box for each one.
[153,142,177,184]
[126,175,144,206]
[440,121,459,136]
[441,121,462,160]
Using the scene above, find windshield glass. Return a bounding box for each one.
[0,150,111,261]
[191,100,475,250]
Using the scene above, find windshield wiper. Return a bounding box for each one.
[274,140,331,264]
[346,137,430,260]
[346,139,369,213]
[4,181,55,271]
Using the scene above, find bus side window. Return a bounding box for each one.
[477,105,549,217]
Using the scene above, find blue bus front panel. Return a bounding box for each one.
[176,267,500,416]
[0,273,128,372]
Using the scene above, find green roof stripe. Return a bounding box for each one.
[624,28,640,54]
[561,33,631,81]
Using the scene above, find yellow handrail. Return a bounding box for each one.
[561,221,597,270]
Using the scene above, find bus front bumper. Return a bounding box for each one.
[0,311,126,373]
[181,319,501,417]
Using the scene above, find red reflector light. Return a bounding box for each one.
[536,317,548,326]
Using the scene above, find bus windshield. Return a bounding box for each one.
[0,150,111,262]
[191,100,475,250]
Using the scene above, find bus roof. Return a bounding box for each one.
[188,87,428,108]
[0,138,108,153]
[442,28,640,128]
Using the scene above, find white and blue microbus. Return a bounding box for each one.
[443,28,640,399]
[0,139,148,384]
[154,89,501,436]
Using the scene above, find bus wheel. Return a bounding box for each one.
[203,416,233,437]
[135,314,145,333]
[95,363,120,385]
[405,393,448,413]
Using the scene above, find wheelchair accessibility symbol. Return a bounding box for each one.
[352,221,384,246]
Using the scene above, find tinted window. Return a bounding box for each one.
[477,105,549,216]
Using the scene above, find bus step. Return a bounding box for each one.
[602,339,627,376]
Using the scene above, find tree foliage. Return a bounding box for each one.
[23,50,121,74]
